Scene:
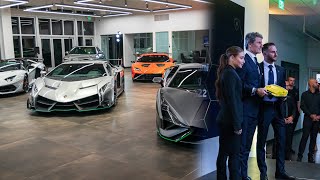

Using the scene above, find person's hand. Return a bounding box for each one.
[234,129,242,135]
[285,116,293,124]
[310,114,317,121]
[256,88,267,97]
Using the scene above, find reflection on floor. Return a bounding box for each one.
[266,131,320,163]
[197,157,320,180]
[0,69,199,180]
[197,132,320,180]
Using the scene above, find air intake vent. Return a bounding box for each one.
[154,14,169,21]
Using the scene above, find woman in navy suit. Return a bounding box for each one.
[215,46,245,180]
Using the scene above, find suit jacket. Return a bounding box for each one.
[236,53,262,117]
[259,62,286,118]
[258,62,286,88]
[217,65,243,131]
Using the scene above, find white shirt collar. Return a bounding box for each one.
[246,50,256,60]
[263,60,275,68]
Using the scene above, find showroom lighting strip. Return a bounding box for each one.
[0,0,28,9]
[152,7,190,12]
[76,0,151,12]
[144,0,192,9]
[25,10,101,17]
[54,4,131,15]
[25,5,101,17]
[25,4,132,17]
[192,0,213,4]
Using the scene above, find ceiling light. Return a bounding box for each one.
[192,0,213,4]
[103,14,130,18]
[76,0,151,12]
[0,0,28,9]
[99,0,102,3]
[25,4,131,15]
[152,7,190,12]
[24,9,100,17]
[144,0,192,8]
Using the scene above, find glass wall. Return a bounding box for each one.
[77,21,94,46]
[156,32,169,53]
[12,17,36,58]
[172,30,209,63]
[134,33,153,55]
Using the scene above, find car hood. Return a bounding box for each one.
[34,76,113,103]
[0,70,25,85]
[160,87,209,129]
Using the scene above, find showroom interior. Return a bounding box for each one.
[1,0,320,179]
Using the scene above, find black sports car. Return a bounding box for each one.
[153,63,219,143]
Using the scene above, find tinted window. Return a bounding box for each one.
[137,55,169,62]
[69,47,96,54]
[169,68,208,90]
[47,63,106,81]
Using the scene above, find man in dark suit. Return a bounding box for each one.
[257,42,295,180]
[237,32,267,180]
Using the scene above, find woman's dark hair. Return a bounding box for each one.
[215,46,243,101]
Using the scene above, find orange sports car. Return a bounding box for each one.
[131,53,175,81]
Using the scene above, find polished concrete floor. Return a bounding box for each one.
[0,70,200,180]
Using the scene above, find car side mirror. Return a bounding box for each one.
[40,71,47,77]
[152,77,164,87]
[65,51,69,55]
[173,60,177,63]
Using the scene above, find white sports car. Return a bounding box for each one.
[0,58,46,95]
[27,60,125,112]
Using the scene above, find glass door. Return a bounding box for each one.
[41,39,52,67]
[53,39,62,66]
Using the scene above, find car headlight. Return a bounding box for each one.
[134,67,141,71]
[5,75,16,82]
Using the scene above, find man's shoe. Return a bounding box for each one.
[242,177,252,180]
[296,155,302,162]
[308,154,315,163]
[275,172,295,179]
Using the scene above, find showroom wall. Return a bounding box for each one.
[307,39,320,68]
[0,8,15,59]
[95,9,210,67]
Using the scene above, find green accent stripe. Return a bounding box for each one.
[157,130,192,142]
[32,106,111,113]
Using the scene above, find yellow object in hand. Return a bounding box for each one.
[265,84,288,97]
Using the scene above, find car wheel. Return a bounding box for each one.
[23,75,29,92]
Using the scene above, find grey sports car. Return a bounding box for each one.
[153,63,219,143]
[27,60,124,112]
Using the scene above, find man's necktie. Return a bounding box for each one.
[268,65,274,85]
[254,57,260,74]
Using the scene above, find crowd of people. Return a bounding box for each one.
[215,32,320,180]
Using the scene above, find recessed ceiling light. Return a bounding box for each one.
[152,7,190,12]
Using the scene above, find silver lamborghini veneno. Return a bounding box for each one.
[27,60,124,112]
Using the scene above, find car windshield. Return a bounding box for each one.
[137,55,169,62]
[47,63,106,81]
[169,68,208,90]
[69,47,96,55]
[0,61,23,72]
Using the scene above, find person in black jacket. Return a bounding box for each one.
[297,78,320,163]
[215,46,245,180]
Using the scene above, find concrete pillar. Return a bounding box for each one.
[245,0,269,62]
[152,31,156,52]
[168,31,173,58]
[0,8,14,59]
